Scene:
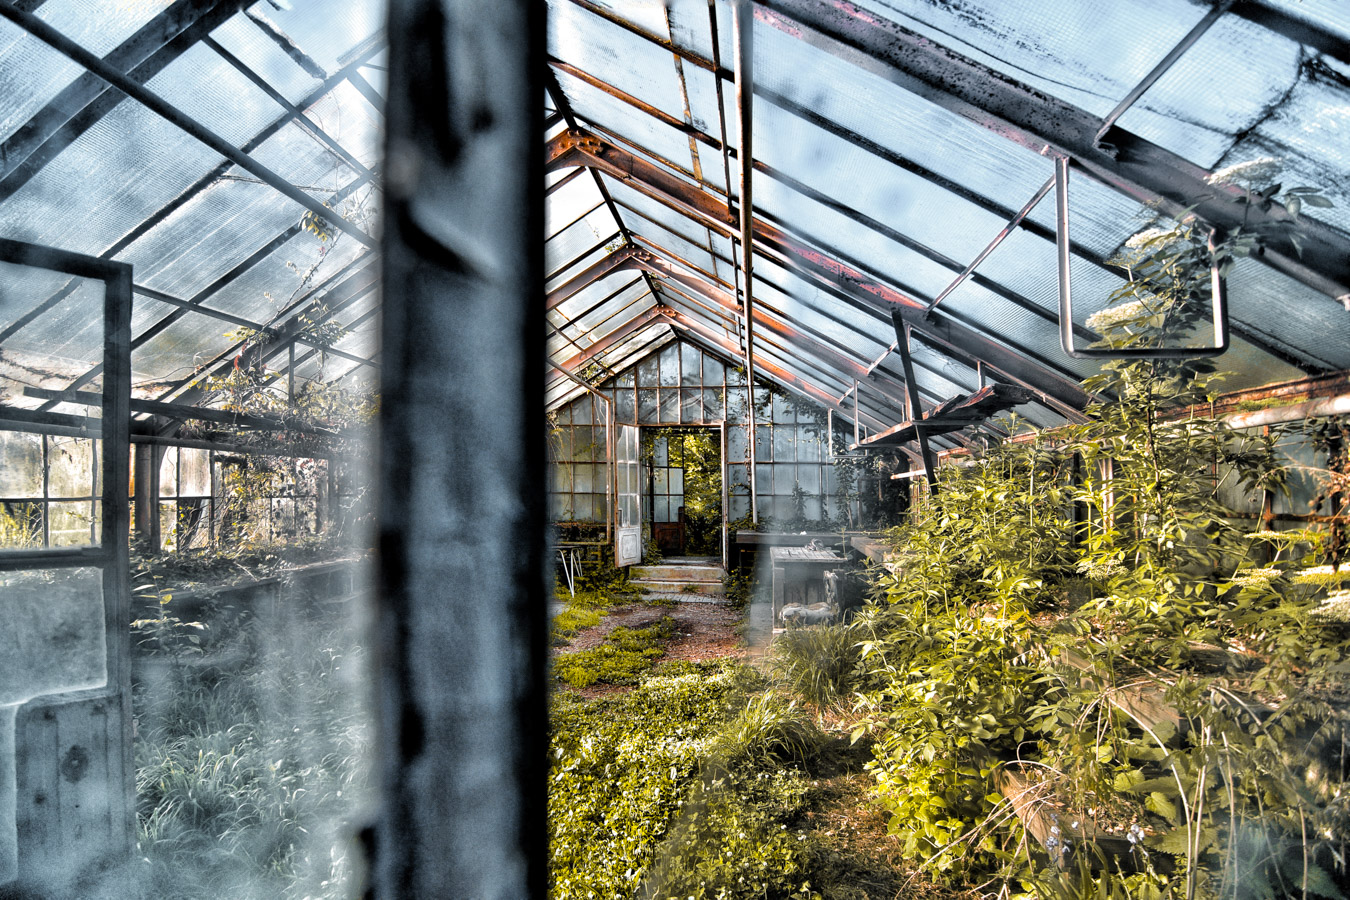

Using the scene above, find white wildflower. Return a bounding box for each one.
[1124,226,1180,252]
[1206,156,1283,187]
[1230,567,1280,588]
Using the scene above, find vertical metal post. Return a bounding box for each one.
[733,0,758,525]
[373,2,546,897]
[103,263,134,867]
[852,380,859,448]
[892,313,937,489]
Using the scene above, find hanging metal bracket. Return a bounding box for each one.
[1056,156,1229,359]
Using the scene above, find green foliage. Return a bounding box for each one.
[849,178,1350,895]
[549,663,819,900]
[768,623,864,709]
[553,618,674,688]
[711,690,825,768]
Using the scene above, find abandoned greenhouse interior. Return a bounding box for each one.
[3,0,1350,897]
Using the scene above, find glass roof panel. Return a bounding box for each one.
[752,12,1055,214]
[200,239,371,326]
[630,221,716,278]
[546,207,622,277]
[209,12,324,107]
[547,0,687,123]
[847,0,1202,119]
[0,97,225,255]
[665,0,729,72]
[552,67,699,176]
[1215,72,1350,235]
[569,295,660,354]
[0,20,83,146]
[753,101,1009,265]
[0,261,100,397]
[1114,15,1305,168]
[145,42,287,148]
[600,174,718,252]
[1226,256,1350,371]
[248,120,361,197]
[553,272,649,328]
[41,0,179,57]
[5,274,109,383]
[301,80,383,170]
[120,179,311,300]
[546,173,605,238]
[249,0,383,77]
[548,237,616,287]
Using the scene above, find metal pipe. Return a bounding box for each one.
[925,173,1055,314]
[0,3,375,248]
[862,171,1056,375]
[1094,0,1237,145]
[733,0,758,524]
[1225,393,1350,430]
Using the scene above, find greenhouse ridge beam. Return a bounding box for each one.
[0,3,376,249]
[755,0,1350,302]
[548,130,1093,413]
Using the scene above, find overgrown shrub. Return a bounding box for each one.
[768,624,864,709]
[133,600,371,900]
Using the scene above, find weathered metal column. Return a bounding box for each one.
[733,0,758,524]
[373,1,547,898]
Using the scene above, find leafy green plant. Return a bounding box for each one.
[553,618,674,688]
[549,663,820,900]
[843,173,1350,897]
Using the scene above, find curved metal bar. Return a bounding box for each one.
[1056,156,1229,359]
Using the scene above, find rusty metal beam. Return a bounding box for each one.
[552,306,671,374]
[636,251,919,414]
[549,14,1329,373]
[546,243,644,310]
[756,0,1350,303]
[548,129,1093,413]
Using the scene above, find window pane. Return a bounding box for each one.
[702,388,723,421]
[48,436,95,498]
[1,567,105,704]
[49,501,95,548]
[680,343,701,384]
[180,449,211,496]
[159,446,179,497]
[659,344,679,387]
[658,389,680,424]
[637,355,659,387]
[701,352,723,387]
[638,389,658,423]
[0,432,42,496]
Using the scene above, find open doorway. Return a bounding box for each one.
[643,427,722,558]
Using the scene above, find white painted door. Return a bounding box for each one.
[614,424,642,566]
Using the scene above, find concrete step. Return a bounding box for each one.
[631,564,724,583]
[631,577,725,597]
